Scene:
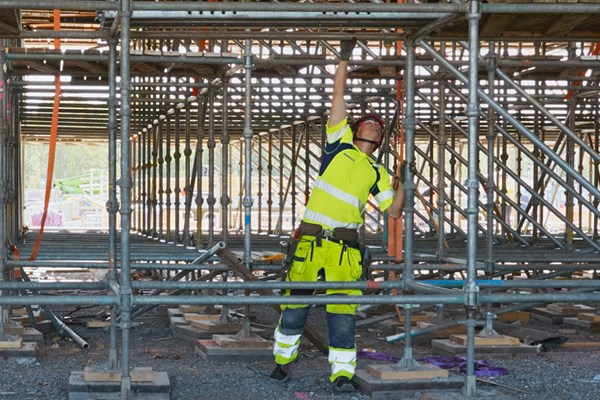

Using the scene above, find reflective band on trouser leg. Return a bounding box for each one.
[328,347,357,382]
[273,327,301,365]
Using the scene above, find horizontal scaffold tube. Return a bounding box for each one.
[133,294,464,306]
[5,53,243,65]
[3,288,600,307]
[4,1,600,14]
[130,280,410,291]
[132,291,600,306]
[5,261,237,271]
[3,278,596,292]
[424,280,600,289]
[0,282,106,290]
[373,264,600,272]
[0,1,465,13]
[130,278,600,291]
[0,296,118,306]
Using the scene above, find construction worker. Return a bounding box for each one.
[270,38,405,392]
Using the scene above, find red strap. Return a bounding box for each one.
[29,10,61,261]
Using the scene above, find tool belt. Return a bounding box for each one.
[297,221,359,248]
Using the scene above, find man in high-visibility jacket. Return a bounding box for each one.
[270,38,405,392]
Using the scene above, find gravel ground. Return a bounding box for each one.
[2,303,600,400]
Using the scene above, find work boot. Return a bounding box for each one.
[270,363,291,382]
[333,376,356,392]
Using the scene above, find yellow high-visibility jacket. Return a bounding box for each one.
[303,117,394,230]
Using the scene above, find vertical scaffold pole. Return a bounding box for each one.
[119,0,133,397]
[0,47,7,341]
[157,118,164,240]
[242,39,254,268]
[267,130,273,234]
[221,79,231,244]
[195,96,206,249]
[107,36,119,370]
[398,38,417,368]
[464,0,482,397]
[165,114,172,243]
[483,42,497,336]
[174,107,181,244]
[182,105,191,245]
[207,87,216,244]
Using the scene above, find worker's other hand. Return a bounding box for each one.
[339,38,357,61]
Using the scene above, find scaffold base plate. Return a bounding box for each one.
[68,370,170,400]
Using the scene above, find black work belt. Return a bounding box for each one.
[297,221,359,248]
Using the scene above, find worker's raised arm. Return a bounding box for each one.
[329,38,356,128]
[386,183,405,219]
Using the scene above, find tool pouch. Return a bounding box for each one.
[282,238,299,273]
[359,243,372,280]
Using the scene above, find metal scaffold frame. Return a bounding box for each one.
[0,1,599,398]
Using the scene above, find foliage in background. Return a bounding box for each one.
[24,142,113,190]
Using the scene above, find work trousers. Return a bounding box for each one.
[273,235,363,382]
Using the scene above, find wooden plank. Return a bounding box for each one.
[497,311,531,323]
[212,335,273,349]
[183,313,221,322]
[83,367,153,382]
[10,314,45,324]
[385,313,434,328]
[4,325,25,336]
[547,304,594,315]
[11,308,28,316]
[0,337,23,349]
[366,364,448,380]
[179,305,215,314]
[87,321,111,328]
[450,334,520,346]
[577,313,600,322]
[190,320,242,333]
[416,321,467,336]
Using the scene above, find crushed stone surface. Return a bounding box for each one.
[1,303,600,400]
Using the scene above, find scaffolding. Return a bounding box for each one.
[0,1,599,398]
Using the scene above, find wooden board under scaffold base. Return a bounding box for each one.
[450,334,521,346]
[366,363,449,380]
